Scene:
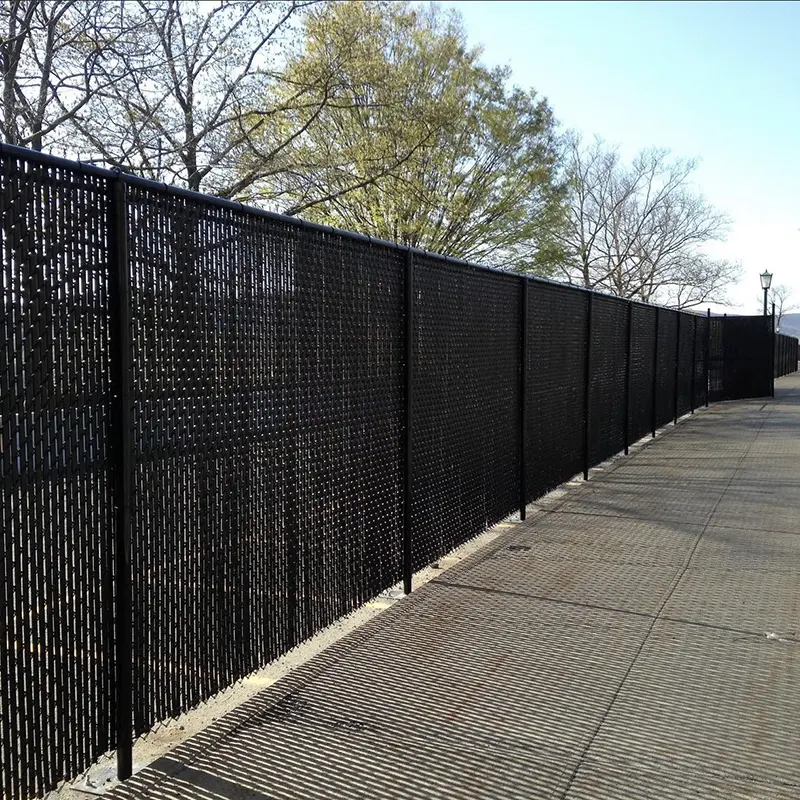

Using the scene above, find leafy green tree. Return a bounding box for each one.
[240,0,564,271]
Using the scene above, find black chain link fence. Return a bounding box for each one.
[525,281,588,499]
[708,315,775,402]
[694,314,710,409]
[587,294,628,467]
[125,188,407,736]
[1,154,116,800]
[2,145,795,800]
[411,257,520,571]
[775,332,798,378]
[655,309,679,428]
[627,304,658,444]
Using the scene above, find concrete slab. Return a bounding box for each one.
[556,482,723,523]
[593,471,733,491]
[709,495,800,534]
[662,566,800,634]
[565,621,800,798]
[597,462,738,482]
[564,762,800,800]
[689,524,800,573]
[443,556,681,616]
[113,585,651,800]
[513,512,704,567]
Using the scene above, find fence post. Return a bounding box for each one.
[403,248,414,595]
[623,301,633,455]
[651,306,660,437]
[771,301,776,398]
[690,314,697,414]
[673,311,681,425]
[583,291,593,480]
[519,278,528,520]
[705,308,711,407]
[108,174,133,780]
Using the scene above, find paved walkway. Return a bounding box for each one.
[114,376,800,800]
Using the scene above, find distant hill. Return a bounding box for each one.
[779,313,800,338]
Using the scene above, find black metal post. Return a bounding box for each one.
[623,301,633,455]
[673,311,681,425]
[690,314,697,414]
[519,278,528,520]
[705,308,711,408]
[403,248,414,595]
[764,287,768,317]
[771,301,776,398]
[583,291,593,480]
[109,175,133,781]
[651,306,659,437]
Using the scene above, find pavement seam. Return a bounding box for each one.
[538,507,717,526]
[697,520,800,537]
[429,579,798,642]
[558,397,778,798]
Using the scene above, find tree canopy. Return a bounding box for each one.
[240,0,565,270]
[1,0,740,303]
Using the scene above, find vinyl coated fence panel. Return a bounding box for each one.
[411,258,520,570]
[709,316,773,401]
[126,187,406,734]
[0,155,116,799]
[775,333,798,378]
[694,315,709,409]
[588,294,628,466]
[676,313,695,418]
[655,309,678,428]
[526,282,588,500]
[2,143,793,800]
[628,304,657,445]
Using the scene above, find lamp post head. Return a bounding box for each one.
[760,270,773,290]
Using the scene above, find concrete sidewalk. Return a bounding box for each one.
[114,376,800,800]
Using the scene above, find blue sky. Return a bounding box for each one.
[446,0,800,314]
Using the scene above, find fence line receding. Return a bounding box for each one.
[1,144,796,800]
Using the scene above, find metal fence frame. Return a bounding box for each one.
[1,142,795,799]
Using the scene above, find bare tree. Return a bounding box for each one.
[543,134,740,308]
[67,0,332,196]
[0,0,141,150]
[756,284,797,330]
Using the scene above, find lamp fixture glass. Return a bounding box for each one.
[760,270,773,290]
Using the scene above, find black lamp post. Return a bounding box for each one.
[760,270,773,316]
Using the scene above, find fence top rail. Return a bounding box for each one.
[0,140,710,316]
[699,313,777,322]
